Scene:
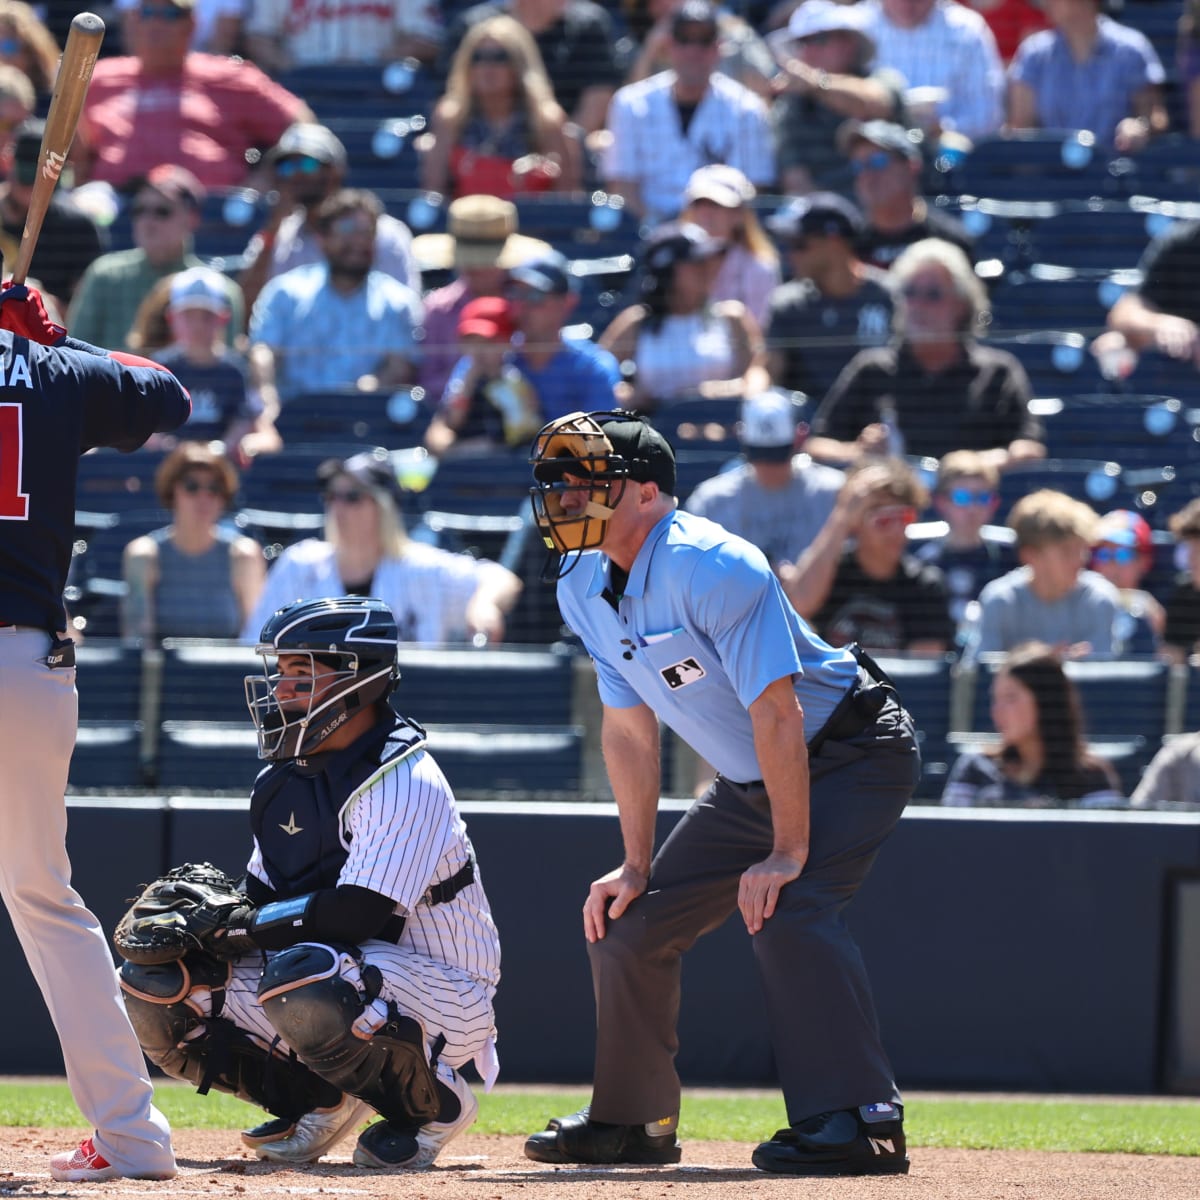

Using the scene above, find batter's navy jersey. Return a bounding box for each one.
[557,510,859,783]
[0,332,190,632]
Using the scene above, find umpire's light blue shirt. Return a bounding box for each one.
[557,509,858,783]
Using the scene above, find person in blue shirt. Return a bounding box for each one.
[522,410,919,1177]
[504,249,621,420]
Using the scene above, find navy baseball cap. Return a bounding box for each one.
[508,250,578,295]
[768,191,863,241]
[837,119,923,162]
[642,220,726,273]
[600,416,677,496]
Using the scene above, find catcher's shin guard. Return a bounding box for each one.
[258,943,441,1127]
[120,955,340,1120]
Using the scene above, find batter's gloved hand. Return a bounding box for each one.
[113,862,256,965]
[0,280,66,345]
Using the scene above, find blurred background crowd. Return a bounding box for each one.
[22,0,1200,810]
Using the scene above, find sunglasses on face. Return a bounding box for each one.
[851,150,898,176]
[179,477,223,497]
[132,202,176,220]
[323,488,368,506]
[946,488,996,508]
[865,504,917,530]
[902,283,951,304]
[275,155,322,178]
[139,5,190,20]
[0,36,21,55]
[504,284,551,304]
[1094,544,1138,564]
[471,47,509,64]
[674,32,717,47]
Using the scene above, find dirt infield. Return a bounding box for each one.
[1,1130,1197,1199]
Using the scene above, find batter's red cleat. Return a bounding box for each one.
[49,1136,176,1182]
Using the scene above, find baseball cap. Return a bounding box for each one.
[269,122,347,170]
[508,249,577,296]
[600,416,677,495]
[11,118,42,187]
[785,0,874,47]
[836,119,923,163]
[317,448,403,503]
[133,163,206,208]
[641,220,726,275]
[738,390,799,462]
[168,266,231,315]
[1094,509,1152,553]
[684,164,756,209]
[671,0,719,38]
[767,191,863,241]
[458,295,515,340]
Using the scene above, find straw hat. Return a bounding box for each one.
[412,194,551,272]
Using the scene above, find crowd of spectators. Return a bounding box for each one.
[17,0,1200,814]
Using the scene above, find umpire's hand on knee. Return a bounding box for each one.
[738,851,805,935]
[583,863,648,943]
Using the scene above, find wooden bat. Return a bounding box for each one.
[9,12,105,287]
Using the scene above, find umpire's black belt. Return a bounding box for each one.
[378,857,476,943]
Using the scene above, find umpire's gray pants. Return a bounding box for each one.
[588,695,919,1128]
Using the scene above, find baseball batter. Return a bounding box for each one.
[118,596,501,1170]
[0,282,190,1182]
[523,412,918,1176]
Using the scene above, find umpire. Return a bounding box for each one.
[0,283,189,1182]
[524,411,918,1176]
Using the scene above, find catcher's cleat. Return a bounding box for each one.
[255,1095,372,1164]
[751,1104,909,1176]
[352,1063,478,1169]
[523,1107,681,1165]
[49,1136,176,1183]
[240,1115,297,1150]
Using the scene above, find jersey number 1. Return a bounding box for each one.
[0,404,30,520]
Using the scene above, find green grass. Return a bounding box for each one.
[1,1081,1197,1156]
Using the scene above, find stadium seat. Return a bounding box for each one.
[873,654,954,798]
[984,331,1107,398]
[76,449,168,516]
[155,721,261,792]
[70,508,171,639]
[158,640,261,723]
[1125,136,1200,201]
[75,640,145,724]
[419,451,539,517]
[1030,393,1194,469]
[423,724,583,795]
[68,722,146,791]
[652,396,745,454]
[955,131,1127,203]
[987,270,1128,337]
[194,189,268,265]
[1024,204,1160,272]
[237,442,367,514]
[272,388,430,450]
[995,458,1131,523]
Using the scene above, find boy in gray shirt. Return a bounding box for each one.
[973,489,1120,659]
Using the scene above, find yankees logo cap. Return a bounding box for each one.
[738,390,801,461]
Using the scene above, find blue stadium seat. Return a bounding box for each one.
[987,271,1128,337]
[68,722,146,791]
[158,640,261,723]
[1125,136,1200,201]
[419,451,538,517]
[238,442,367,514]
[1025,205,1160,272]
[1030,393,1194,469]
[984,331,1107,397]
[995,458,1131,523]
[424,724,583,795]
[155,721,261,791]
[956,132,1127,203]
[75,640,144,724]
[194,189,268,265]
[76,449,168,516]
[874,654,954,798]
[272,388,430,450]
[652,396,745,454]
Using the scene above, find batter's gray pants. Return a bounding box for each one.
[0,627,174,1176]
[588,694,918,1128]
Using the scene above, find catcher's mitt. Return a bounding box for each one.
[113,862,253,965]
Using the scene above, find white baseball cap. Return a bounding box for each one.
[684,164,756,209]
[169,266,231,315]
[739,390,799,460]
[787,0,873,45]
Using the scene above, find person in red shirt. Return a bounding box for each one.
[958,0,1049,63]
[76,0,312,190]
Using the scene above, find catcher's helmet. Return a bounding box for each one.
[245,596,400,761]
[528,410,676,578]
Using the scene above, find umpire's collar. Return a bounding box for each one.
[291,708,397,779]
[585,510,676,601]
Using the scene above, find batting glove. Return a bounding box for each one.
[0,280,67,345]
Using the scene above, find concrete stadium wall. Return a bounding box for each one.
[2,799,1198,1095]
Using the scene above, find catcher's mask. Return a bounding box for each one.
[528,411,638,578]
[245,597,400,761]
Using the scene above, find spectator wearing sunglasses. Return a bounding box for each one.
[971,490,1120,661]
[241,450,522,646]
[808,238,1044,469]
[115,0,245,56]
[602,0,775,222]
[837,120,972,269]
[77,0,312,190]
[1088,508,1163,656]
[763,191,892,401]
[245,0,443,71]
[770,0,906,196]
[910,450,1014,630]
[122,442,266,643]
[1162,498,1200,665]
[239,123,420,317]
[782,457,952,654]
[68,164,244,352]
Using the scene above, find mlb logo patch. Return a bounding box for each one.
[660,657,706,689]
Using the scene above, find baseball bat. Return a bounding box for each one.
[9,12,105,287]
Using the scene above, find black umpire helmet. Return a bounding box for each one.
[244,596,400,761]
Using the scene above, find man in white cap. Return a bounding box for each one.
[240,123,420,315]
[416,194,550,402]
[685,389,845,574]
[770,0,905,195]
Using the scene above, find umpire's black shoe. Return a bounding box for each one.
[752,1103,908,1176]
[523,1106,682,1165]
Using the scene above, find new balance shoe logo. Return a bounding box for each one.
[868,1137,896,1155]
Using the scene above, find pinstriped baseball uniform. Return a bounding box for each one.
[220,716,501,1082]
[0,327,189,1178]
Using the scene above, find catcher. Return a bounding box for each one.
[113,596,501,1168]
